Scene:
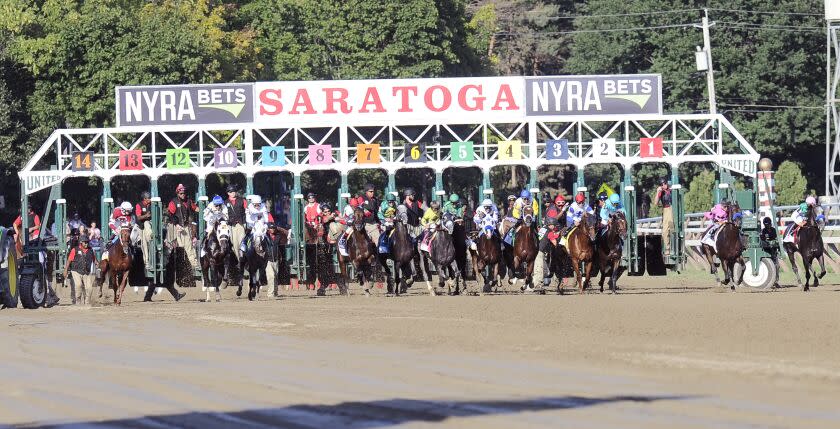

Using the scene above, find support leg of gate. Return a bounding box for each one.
[101,180,112,246]
[671,168,683,270]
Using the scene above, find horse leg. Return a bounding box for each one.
[735,256,746,287]
[817,254,827,280]
[449,260,461,295]
[804,257,812,292]
[116,272,129,306]
[786,250,803,287]
[583,260,593,292]
[703,247,720,283]
[573,258,583,294]
[509,256,520,288]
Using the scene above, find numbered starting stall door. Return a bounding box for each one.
[405,143,427,164]
[166,148,191,169]
[71,151,95,171]
[308,144,332,165]
[592,138,616,158]
[640,137,664,158]
[119,150,143,171]
[450,141,474,162]
[546,139,569,160]
[213,147,238,168]
[262,146,286,166]
[498,140,522,160]
[356,143,380,164]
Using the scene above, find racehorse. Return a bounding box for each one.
[338,207,378,295]
[239,221,267,300]
[566,211,596,294]
[503,206,539,291]
[386,213,415,296]
[200,222,234,302]
[97,225,133,305]
[304,220,340,295]
[701,206,746,290]
[783,206,826,291]
[596,211,627,294]
[469,223,502,294]
[419,212,462,295]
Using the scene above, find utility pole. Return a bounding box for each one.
[701,8,717,114]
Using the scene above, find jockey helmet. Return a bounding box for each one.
[805,196,817,205]
[449,194,460,203]
[386,194,397,202]
[507,195,516,201]
[762,217,773,226]
[226,184,237,193]
[481,198,493,208]
[120,201,132,211]
[520,189,531,199]
[320,202,331,211]
[404,188,415,196]
[574,192,585,203]
[251,195,263,205]
[554,195,565,205]
[799,203,808,213]
[141,191,151,200]
[609,194,621,204]
[430,200,440,210]
[598,193,608,201]
[211,195,223,206]
[176,183,186,193]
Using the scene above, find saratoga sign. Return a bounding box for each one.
[115,75,662,128]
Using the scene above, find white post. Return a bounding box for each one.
[702,9,717,115]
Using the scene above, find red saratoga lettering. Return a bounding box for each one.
[458,85,485,112]
[323,88,352,114]
[289,89,315,115]
[392,86,418,112]
[424,85,452,112]
[259,89,283,115]
[359,87,385,113]
[491,84,519,111]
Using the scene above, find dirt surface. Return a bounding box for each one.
[2,274,840,428]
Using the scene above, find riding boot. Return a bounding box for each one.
[541,252,552,287]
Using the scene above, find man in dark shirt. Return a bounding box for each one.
[167,183,198,270]
[225,184,248,259]
[135,191,153,267]
[654,179,674,255]
[360,183,381,244]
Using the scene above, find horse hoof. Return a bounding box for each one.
[363,289,372,296]
[236,289,242,297]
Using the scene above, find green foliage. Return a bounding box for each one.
[774,160,807,206]
[684,170,716,213]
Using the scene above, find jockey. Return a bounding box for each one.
[512,189,540,221]
[442,194,465,219]
[473,199,499,230]
[543,195,567,225]
[337,196,362,256]
[202,195,229,235]
[320,202,344,245]
[783,203,810,243]
[701,202,729,246]
[379,194,398,227]
[360,183,381,246]
[505,195,516,218]
[599,194,625,227]
[241,195,274,253]
[303,193,321,229]
[108,201,136,248]
[419,200,441,249]
[539,216,562,286]
[566,192,594,229]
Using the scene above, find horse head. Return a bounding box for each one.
[611,211,628,239]
[441,212,455,234]
[482,224,496,239]
[353,206,365,228]
[119,225,131,246]
[522,205,534,226]
[252,221,267,255]
[805,205,818,227]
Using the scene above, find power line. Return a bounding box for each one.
[717,21,823,30]
[707,8,822,17]
[493,23,696,37]
[717,23,823,33]
[527,9,702,20]
[719,103,823,110]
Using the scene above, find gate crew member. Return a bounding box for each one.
[321,202,344,245]
[540,217,562,287]
[361,184,381,246]
[543,195,567,227]
[167,183,199,270]
[13,205,41,256]
[402,188,424,239]
[225,185,248,259]
[134,191,153,268]
[264,222,283,298]
[62,235,97,305]
[303,192,322,230]
[654,179,674,256]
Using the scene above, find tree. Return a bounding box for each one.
[684,170,716,213]
[774,160,807,206]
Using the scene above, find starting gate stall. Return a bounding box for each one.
[15,74,769,305]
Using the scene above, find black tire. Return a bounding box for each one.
[19,267,45,309]
[1,268,17,309]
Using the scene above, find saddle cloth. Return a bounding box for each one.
[701,224,723,251]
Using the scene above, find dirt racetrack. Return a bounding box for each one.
[2,272,840,428]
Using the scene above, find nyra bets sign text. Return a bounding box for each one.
[116,83,254,127]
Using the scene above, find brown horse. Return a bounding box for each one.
[338,207,378,295]
[97,225,133,305]
[596,211,627,294]
[504,205,539,291]
[566,211,596,294]
[783,206,826,291]
[469,223,502,295]
[702,206,746,290]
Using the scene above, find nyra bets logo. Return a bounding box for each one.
[116,83,254,127]
[525,75,662,116]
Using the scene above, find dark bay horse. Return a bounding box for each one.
[97,225,132,305]
[419,213,461,296]
[784,206,826,291]
[469,223,502,294]
[566,211,595,294]
[387,214,415,296]
[239,221,268,300]
[338,207,378,295]
[702,213,746,291]
[304,220,340,295]
[200,222,234,302]
[596,211,627,294]
[504,206,539,291]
